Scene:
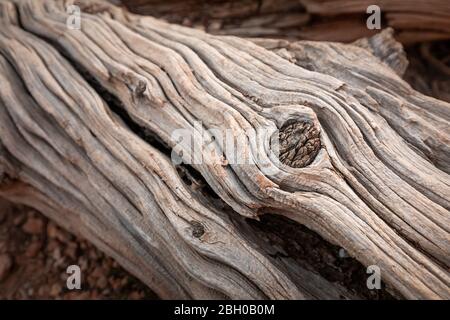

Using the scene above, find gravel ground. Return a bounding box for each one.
[0,199,158,299]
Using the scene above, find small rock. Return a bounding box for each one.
[46,239,60,252]
[91,266,104,279]
[338,248,350,258]
[0,253,13,281]
[128,291,142,300]
[96,276,108,289]
[79,241,87,250]
[13,214,25,226]
[88,249,100,261]
[64,291,81,300]
[120,277,129,287]
[110,277,122,290]
[74,292,91,300]
[22,217,45,235]
[49,283,62,297]
[90,289,100,300]
[78,256,88,270]
[37,285,48,297]
[46,222,59,238]
[25,241,43,258]
[64,242,78,261]
[51,247,62,261]
[47,222,69,243]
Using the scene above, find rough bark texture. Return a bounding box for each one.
[121,0,450,104]
[0,0,449,300]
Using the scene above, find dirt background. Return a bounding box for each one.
[0,199,157,299]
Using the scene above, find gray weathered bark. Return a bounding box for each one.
[0,0,449,299]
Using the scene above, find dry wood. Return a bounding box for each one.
[253,29,450,173]
[0,0,449,299]
[122,0,450,44]
[121,0,450,105]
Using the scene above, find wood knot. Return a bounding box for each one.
[278,120,321,168]
[191,221,205,238]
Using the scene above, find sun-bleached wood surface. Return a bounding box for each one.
[0,0,449,299]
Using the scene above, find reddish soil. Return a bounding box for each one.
[0,199,158,299]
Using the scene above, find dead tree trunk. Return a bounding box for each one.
[122,0,450,44]
[122,0,450,103]
[0,0,449,299]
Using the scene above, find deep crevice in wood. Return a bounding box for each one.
[247,214,397,299]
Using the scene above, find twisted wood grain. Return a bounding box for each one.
[0,0,448,299]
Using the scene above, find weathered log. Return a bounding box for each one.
[0,0,449,299]
[252,29,450,174]
[121,0,450,105]
[121,0,450,44]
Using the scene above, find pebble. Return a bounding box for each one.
[47,222,70,243]
[64,242,78,261]
[22,217,45,235]
[49,283,62,297]
[25,241,43,258]
[129,291,143,299]
[96,276,108,289]
[0,253,13,281]
[91,266,105,279]
[339,248,350,258]
[13,214,25,226]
